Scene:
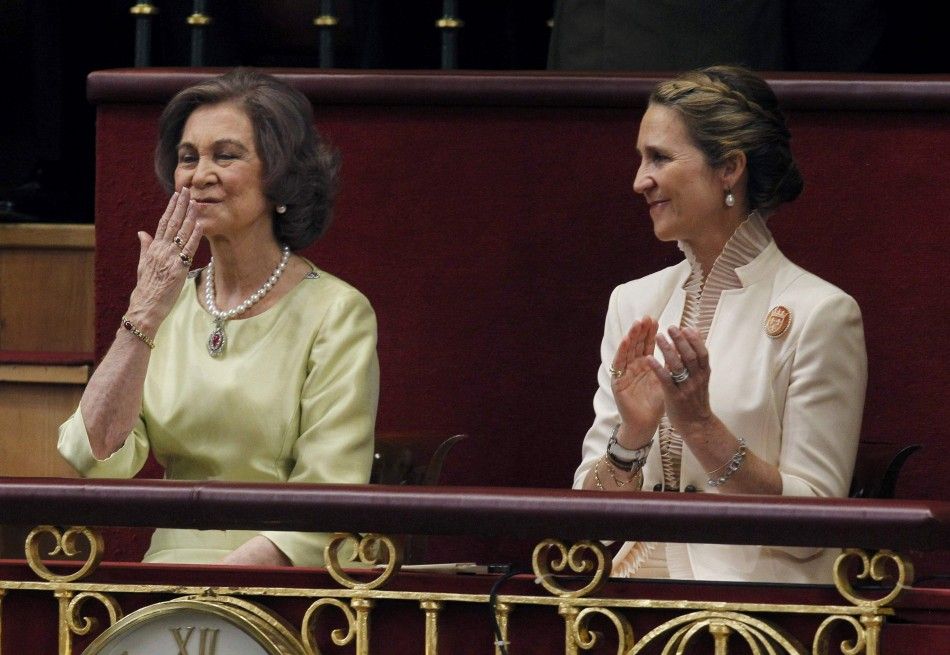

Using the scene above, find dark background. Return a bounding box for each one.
[0,0,945,224]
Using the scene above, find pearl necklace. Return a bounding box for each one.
[204,244,291,357]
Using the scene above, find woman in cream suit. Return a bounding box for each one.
[575,66,867,583]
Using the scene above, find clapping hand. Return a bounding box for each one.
[648,325,714,437]
[609,317,665,447]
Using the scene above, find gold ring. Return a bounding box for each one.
[174,235,184,246]
[179,252,192,267]
[608,366,624,379]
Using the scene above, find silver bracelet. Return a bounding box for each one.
[606,424,652,473]
[706,437,748,487]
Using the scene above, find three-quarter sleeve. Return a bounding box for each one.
[57,407,151,479]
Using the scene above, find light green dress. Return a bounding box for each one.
[58,262,379,566]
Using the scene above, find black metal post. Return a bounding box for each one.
[129,2,159,67]
[187,0,212,67]
[437,0,463,70]
[314,0,337,68]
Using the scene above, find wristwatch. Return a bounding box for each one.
[606,424,652,472]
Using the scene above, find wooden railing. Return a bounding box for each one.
[1,478,947,550]
[1,479,947,654]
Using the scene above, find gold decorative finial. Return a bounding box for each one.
[129,2,159,15]
[187,13,212,26]
[314,15,339,27]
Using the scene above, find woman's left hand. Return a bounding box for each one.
[220,536,292,567]
[647,326,715,437]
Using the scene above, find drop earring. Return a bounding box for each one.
[724,190,735,207]
[276,204,287,214]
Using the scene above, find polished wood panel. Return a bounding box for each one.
[0,363,90,384]
[0,223,95,353]
[0,223,92,555]
[0,381,83,478]
[0,379,82,554]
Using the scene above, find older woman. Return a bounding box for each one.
[576,66,867,583]
[58,70,379,567]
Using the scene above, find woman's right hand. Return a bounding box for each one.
[609,316,664,447]
[125,187,202,333]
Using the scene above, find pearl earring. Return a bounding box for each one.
[276,204,287,214]
[724,190,735,207]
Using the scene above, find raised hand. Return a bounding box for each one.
[609,316,664,447]
[648,325,714,437]
[125,187,202,332]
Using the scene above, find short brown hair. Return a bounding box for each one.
[155,69,340,249]
[651,65,803,215]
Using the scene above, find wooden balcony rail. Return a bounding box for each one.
[0,477,947,551]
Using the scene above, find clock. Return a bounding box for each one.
[82,595,305,655]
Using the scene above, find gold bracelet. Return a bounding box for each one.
[121,316,155,349]
[593,459,605,491]
[603,454,643,489]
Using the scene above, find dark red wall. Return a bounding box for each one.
[90,70,950,503]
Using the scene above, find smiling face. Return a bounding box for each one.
[632,104,736,251]
[174,102,272,241]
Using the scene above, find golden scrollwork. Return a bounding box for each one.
[813,615,866,655]
[301,598,357,655]
[572,607,635,654]
[630,611,805,655]
[833,549,914,608]
[64,592,123,637]
[25,526,103,583]
[532,539,609,598]
[324,533,402,590]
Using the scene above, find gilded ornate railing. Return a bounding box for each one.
[1,479,947,654]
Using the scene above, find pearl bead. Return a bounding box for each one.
[203,245,290,333]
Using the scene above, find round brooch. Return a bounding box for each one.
[764,306,792,339]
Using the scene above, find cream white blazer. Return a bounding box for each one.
[575,241,867,583]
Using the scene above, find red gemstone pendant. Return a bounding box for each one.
[207,323,226,357]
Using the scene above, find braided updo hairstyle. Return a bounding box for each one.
[650,65,803,215]
[155,69,340,250]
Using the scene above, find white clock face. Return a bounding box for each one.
[83,599,301,655]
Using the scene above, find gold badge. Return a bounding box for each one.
[765,306,792,339]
